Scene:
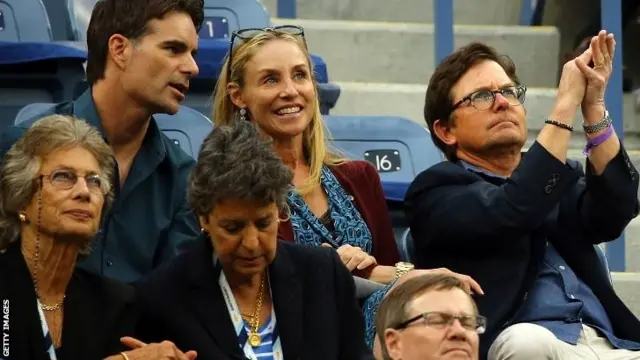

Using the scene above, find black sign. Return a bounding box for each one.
[364,149,401,173]
[0,11,4,32]
[199,17,229,39]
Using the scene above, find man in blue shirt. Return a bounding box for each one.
[0,0,204,283]
[405,34,640,359]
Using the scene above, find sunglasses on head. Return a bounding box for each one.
[226,25,306,81]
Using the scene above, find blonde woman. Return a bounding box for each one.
[210,25,482,348]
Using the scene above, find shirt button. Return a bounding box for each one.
[559,266,566,270]
[106,260,113,267]
[569,294,575,299]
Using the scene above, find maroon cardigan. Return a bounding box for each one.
[278,160,400,266]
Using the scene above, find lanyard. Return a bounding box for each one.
[36,300,58,360]
[219,271,283,360]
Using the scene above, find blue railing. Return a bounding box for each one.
[601,0,625,272]
[276,0,627,271]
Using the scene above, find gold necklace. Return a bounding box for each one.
[247,273,266,347]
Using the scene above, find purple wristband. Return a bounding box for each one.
[583,125,614,156]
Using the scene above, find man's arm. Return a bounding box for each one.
[156,197,200,264]
[574,145,639,242]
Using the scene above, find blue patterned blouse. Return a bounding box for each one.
[287,166,393,348]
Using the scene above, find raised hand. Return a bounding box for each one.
[555,45,592,116]
[575,30,616,123]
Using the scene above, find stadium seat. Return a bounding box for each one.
[0,41,87,132]
[325,115,442,249]
[397,228,417,264]
[14,103,213,159]
[595,245,613,284]
[41,0,78,41]
[153,107,214,158]
[325,115,444,199]
[201,0,270,40]
[0,0,53,42]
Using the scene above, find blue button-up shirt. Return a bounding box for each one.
[460,160,640,350]
[516,244,640,349]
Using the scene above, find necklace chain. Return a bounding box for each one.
[249,273,266,334]
[31,200,66,312]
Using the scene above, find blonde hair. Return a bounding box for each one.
[211,30,347,194]
[0,114,115,250]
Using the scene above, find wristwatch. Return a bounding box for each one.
[394,262,415,279]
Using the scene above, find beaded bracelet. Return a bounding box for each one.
[544,119,574,132]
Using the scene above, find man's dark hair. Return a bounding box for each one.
[424,42,520,162]
[85,0,204,84]
[375,274,477,360]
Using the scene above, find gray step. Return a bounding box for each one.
[612,272,640,318]
[273,18,560,87]
[621,217,640,273]
[261,0,522,25]
[331,83,640,147]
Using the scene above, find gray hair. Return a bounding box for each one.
[188,120,293,217]
[0,115,115,250]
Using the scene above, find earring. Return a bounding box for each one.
[239,108,247,121]
[200,228,206,233]
[18,213,27,222]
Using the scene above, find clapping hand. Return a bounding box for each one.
[574,30,616,123]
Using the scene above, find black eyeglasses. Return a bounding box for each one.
[452,85,527,112]
[39,169,110,195]
[226,25,306,81]
[394,311,487,334]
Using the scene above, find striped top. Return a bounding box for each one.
[242,314,279,359]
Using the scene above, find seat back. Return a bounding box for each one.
[66,0,96,42]
[0,0,53,42]
[0,42,87,132]
[41,0,78,41]
[154,107,214,158]
[15,103,213,159]
[201,0,270,40]
[397,228,417,263]
[325,115,443,196]
[595,245,613,284]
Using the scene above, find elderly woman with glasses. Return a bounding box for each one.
[131,120,373,359]
[211,24,484,348]
[0,115,197,360]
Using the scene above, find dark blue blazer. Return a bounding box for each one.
[404,142,640,359]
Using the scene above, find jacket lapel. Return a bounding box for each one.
[186,239,246,360]
[270,243,303,360]
[1,243,48,360]
[62,271,117,359]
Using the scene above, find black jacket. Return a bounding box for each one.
[0,241,137,360]
[134,236,374,360]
